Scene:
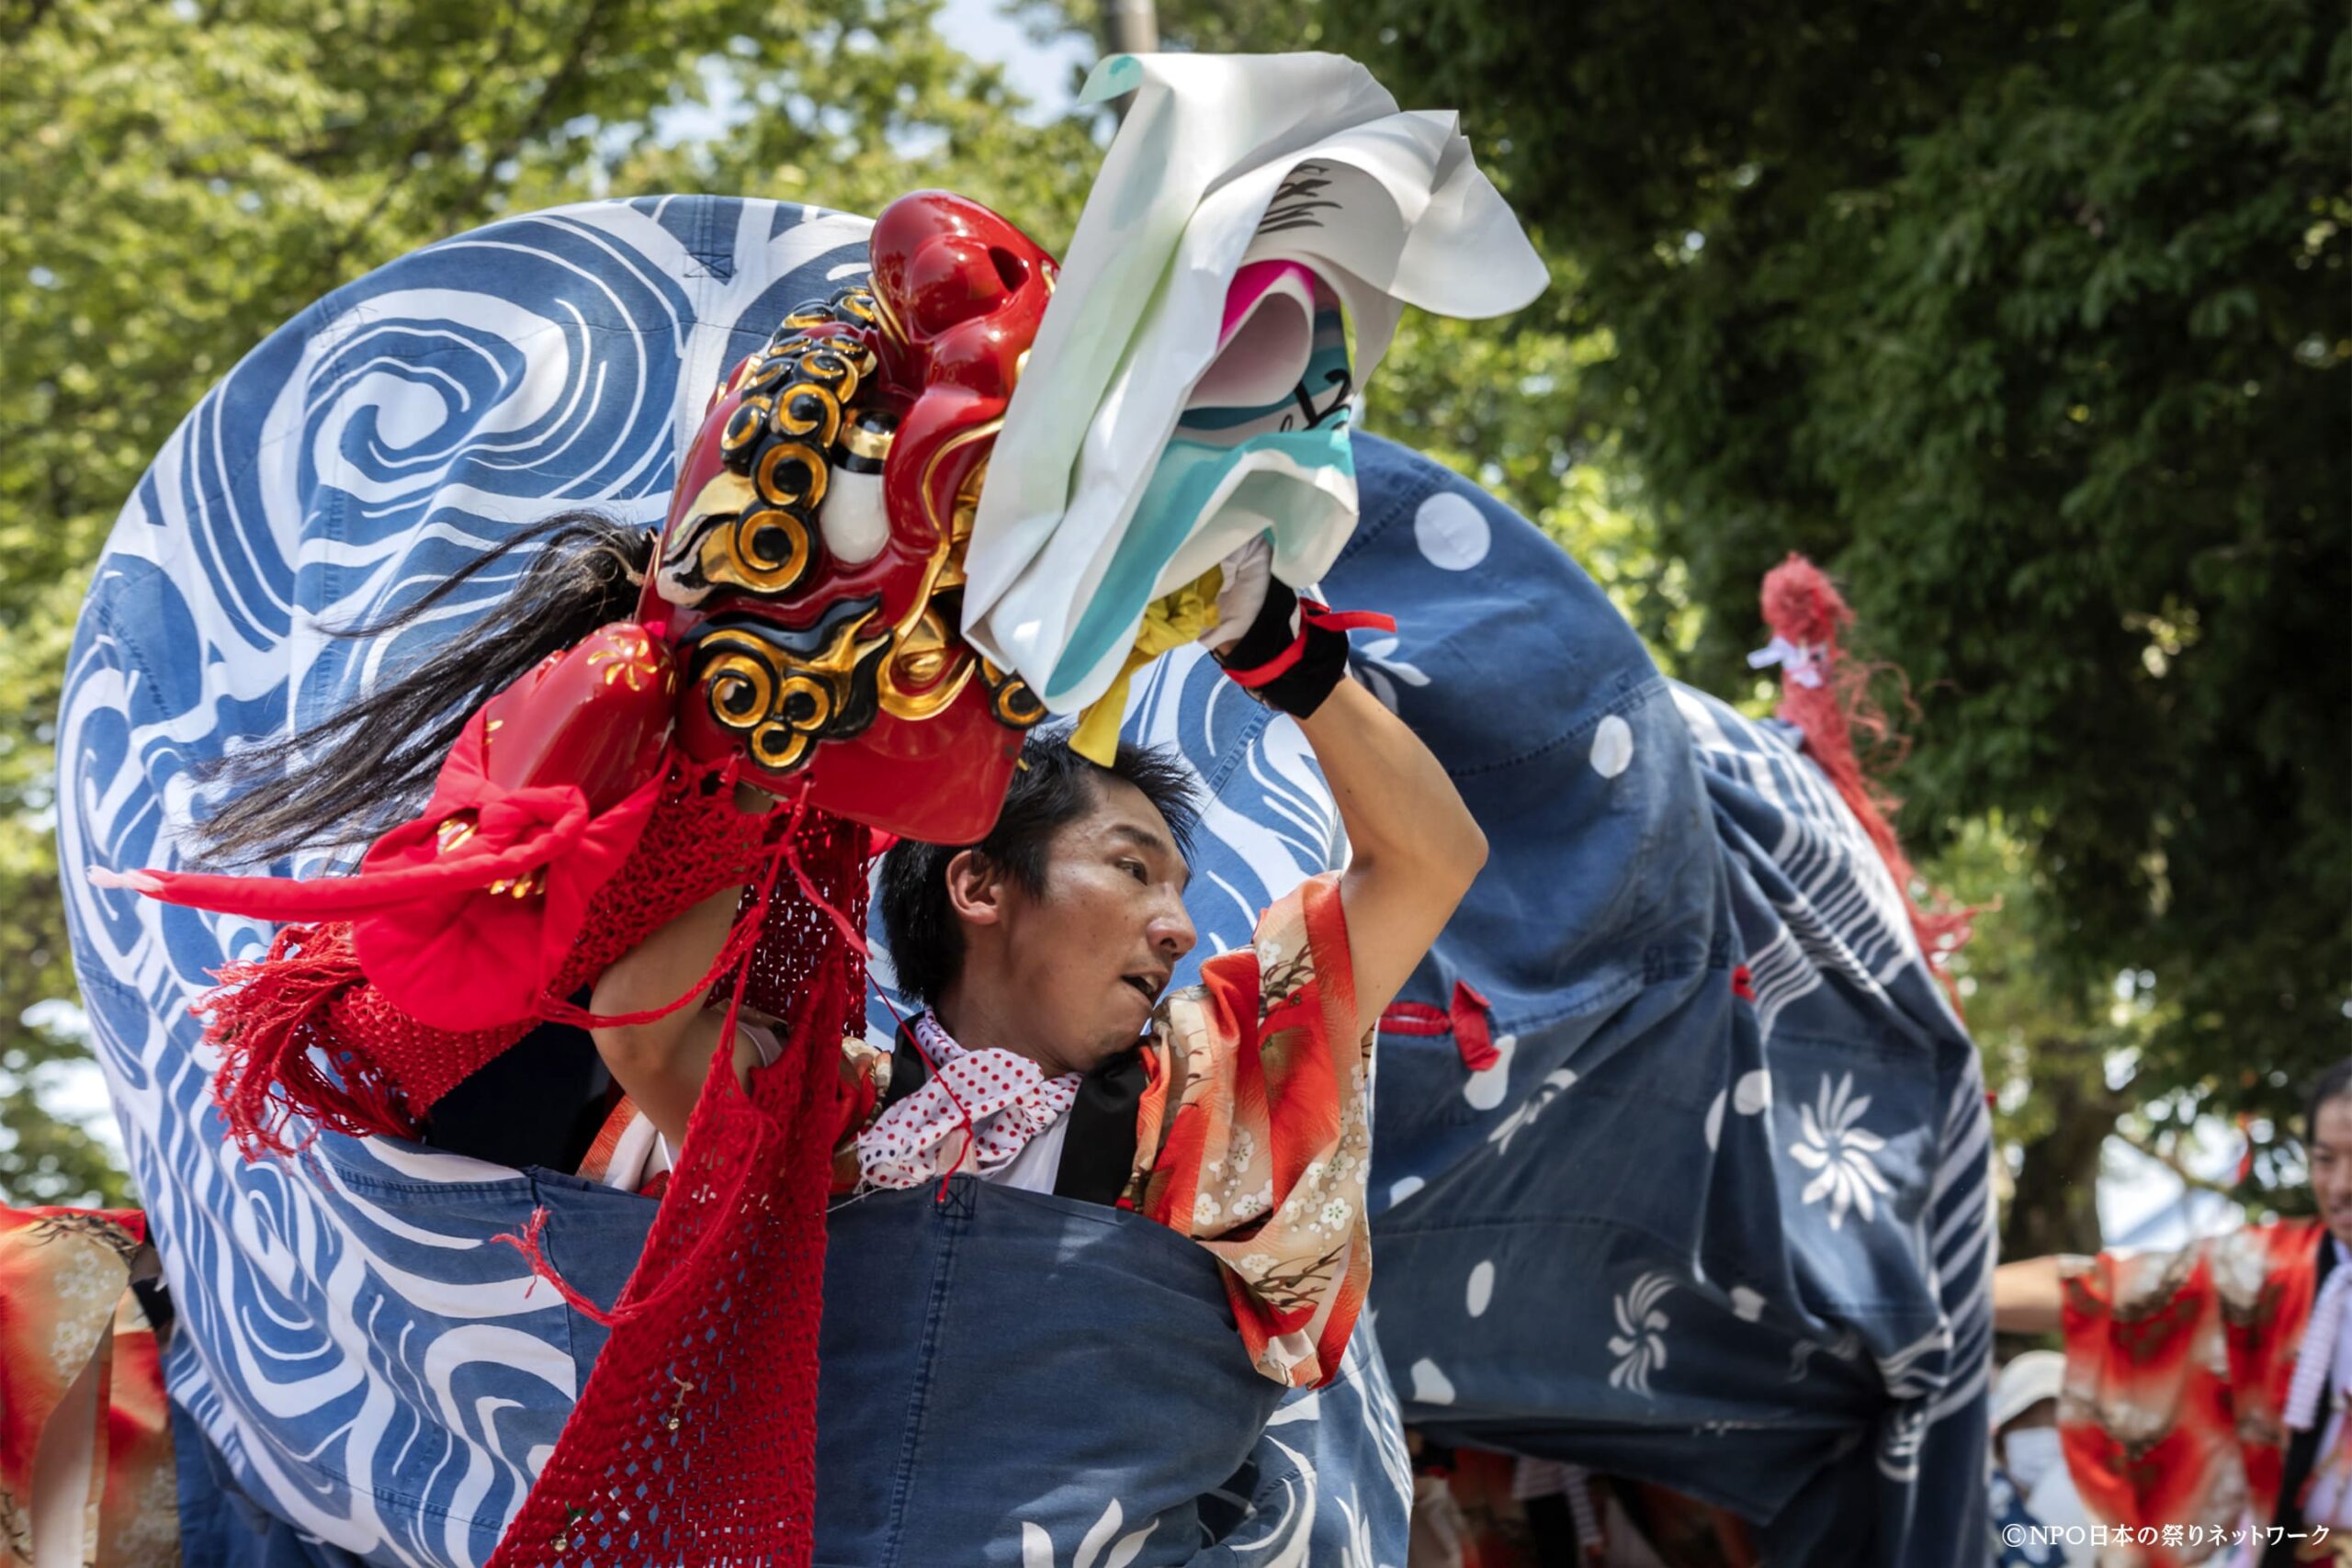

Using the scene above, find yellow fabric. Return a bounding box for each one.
[1069,566,1222,764]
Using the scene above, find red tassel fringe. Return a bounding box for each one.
[1758,554,1975,998]
[198,922,417,1157]
[488,1207,628,1326]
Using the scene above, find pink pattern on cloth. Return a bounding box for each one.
[1218,259,1316,344]
[855,1012,1080,1188]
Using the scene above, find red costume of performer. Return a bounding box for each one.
[2059,1221,2328,1566]
[93,191,1063,1567]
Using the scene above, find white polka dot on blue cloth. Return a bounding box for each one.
[1466,1260,1496,1317]
[1413,491,1491,570]
[1461,1032,1517,1111]
[1591,714,1634,777]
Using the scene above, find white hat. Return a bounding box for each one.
[1992,1349,2066,1432]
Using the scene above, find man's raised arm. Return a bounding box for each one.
[1295,676,1486,1028]
[1205,539,1484,1027]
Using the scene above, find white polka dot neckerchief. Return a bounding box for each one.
[854,1011,1082,1190]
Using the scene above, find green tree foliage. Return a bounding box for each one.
[0,0,1099,1204]
[1155,0,2350,1156]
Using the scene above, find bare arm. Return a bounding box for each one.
[590,885,738,1148]
[1295,677,1487,1029]
[1992,1256,2067,1336]
[589,787,775,1147]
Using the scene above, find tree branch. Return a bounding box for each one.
[441,0,616,234]
[2109,1125,2248,1201]
[299,8,526,288]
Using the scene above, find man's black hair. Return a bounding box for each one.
[2309,1058,2352,1142]
[876,733,1203,1010]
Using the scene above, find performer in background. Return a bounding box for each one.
[1995,1060,2352,1567]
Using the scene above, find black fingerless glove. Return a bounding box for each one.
[1212,579,1392,718]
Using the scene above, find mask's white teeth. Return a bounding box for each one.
[818,468,889,565]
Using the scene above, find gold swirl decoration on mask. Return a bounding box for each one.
[873,453,1043,733]
[874,601,977,720]
[662,288,880,607]
[981,659,1047,728]
[668,282,1047,777]
[690,598,891,776]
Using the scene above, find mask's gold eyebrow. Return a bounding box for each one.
[1108,821,1191,891]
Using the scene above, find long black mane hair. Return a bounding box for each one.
[189,513,654,866]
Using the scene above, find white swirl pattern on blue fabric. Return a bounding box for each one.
[62,192,1987,1567]
[62,197,876,1567]
[63,194,1410,1568]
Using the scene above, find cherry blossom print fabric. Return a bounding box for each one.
[2060,1218,2324,1564]
[1128,870,1372,1390]
[0,1204,176,1567]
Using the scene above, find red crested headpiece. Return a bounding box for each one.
[648,191,1055,843]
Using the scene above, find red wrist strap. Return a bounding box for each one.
[1225,632,1310,689]
[1301,602,1397,636]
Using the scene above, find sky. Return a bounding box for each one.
[641,1,1092,152]
[935,0,1093,118]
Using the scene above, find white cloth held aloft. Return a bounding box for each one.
[962,51,1546,716]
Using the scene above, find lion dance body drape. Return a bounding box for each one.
[61,196,1989,1566]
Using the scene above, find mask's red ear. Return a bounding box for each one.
[638,190,1059,844]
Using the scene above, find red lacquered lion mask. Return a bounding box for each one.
[640,191,1057,843]
[92,193,1068,1149]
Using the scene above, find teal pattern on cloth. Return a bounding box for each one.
[1046,312,1355,703]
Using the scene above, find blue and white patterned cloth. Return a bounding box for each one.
[1324,437,1994,1563]
[59,196,1989,1567]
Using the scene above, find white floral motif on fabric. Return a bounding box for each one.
[856,1012,1081,1189]
[1020,1498,1154,1568]
[1353,633,1430,713]
[1608,1272,1675,1398]
[1789,1071,1893,1231]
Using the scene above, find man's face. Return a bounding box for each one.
[2313,1096,2352,1249]
[983,777,1197,1078]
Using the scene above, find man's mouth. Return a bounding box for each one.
[1122,973,1165,1006]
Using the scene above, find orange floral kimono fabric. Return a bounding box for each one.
[0,1204,176,1566]
[2061,1217,2324,1563]
[1125,871,1372,1390]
